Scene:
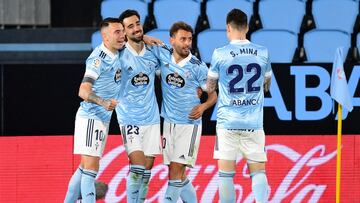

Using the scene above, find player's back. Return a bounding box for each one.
[209,40,272,129]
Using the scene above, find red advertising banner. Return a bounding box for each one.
[0,135,359,202]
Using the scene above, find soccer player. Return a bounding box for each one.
[116,10,162,203]
[64,17,124,203]
[152,22,217,202]
[206,9,272,203]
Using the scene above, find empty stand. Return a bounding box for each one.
[153,0,200,29]
[146,29,170,45]
[91,31,102,49]
[312,0,358,34]
[259,0,305,33]
[206,0,253,29]
[304,29,350,62]
[197,29,228,63]
[101,0,148,24]
[251,29,297,63]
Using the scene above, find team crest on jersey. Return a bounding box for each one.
[92,58,101,68]
[114,69,121,83]
[131,72,149,87]
[166,72,185,88]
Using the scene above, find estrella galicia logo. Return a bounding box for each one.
[114,69,121,83]
[131,72,149,87]
[166,72,185,88]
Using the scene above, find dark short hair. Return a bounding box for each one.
[226,9,248,30]
[99,17,121,29]
[169,21,193,37]
[119,9,140,23]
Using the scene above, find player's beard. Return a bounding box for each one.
[175,46,190,59]
[130,31,143,43]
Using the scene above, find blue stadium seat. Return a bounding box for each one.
[251,29,297,63]
[154,0,200,29]
[206,0,253,29]
[101,0,148,24]
[304,29,350,62]
[259,0,305,33]
[146,29,170,45]
[91,31,102,49]
[197,29,228,63]
[312,0,358,34]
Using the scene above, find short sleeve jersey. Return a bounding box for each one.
[208,40,272,129]
[115,43,161,125]
[78,43,122,122]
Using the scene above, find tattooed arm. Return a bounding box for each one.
[78,77,118,111]
[206,76,218,93]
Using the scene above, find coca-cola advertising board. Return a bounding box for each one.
[0,135,359,202]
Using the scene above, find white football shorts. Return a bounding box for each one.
[119,123,162,157]
[74,115,109,157]
[214,128,267,163]
[162,121,202,168]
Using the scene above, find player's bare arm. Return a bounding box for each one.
[78,77,118,111]
[143,35,163,46]
[206,76,218,93]
[264,76,271,92]
[189,91,217,120]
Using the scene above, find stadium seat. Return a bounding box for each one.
[312,0,358,34]
[304,29,350,62]
[146,29,170,45]
[154,0,200,29]
[259,0,305,33]
[251,29,297,63]
[206,0,253,29]
[197,29,228,63]
[91,31,102,49]
[101,0,148,24]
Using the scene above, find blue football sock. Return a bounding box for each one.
[138,169,151,203]
[164,179,182,202]
[80,169,97,203]
[180,178,197,203]
[127,165,145,203]
[218,170,236,203]
[250,170,268,203]
[64,166,83,203]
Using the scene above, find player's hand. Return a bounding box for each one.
[264,76,271,92]
[102,98,118,111]
[189,104,205,120]
[143,35,164,46]
[196,87,203,99]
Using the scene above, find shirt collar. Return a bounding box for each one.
[125,42,146,56]
[171,53,192,68]
[230,39,250,45]
[100,43,118,59]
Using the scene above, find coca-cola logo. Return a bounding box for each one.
[96,141,338,203]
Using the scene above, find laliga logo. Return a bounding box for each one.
[97,144,337,203]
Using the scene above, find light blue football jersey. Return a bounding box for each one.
[208,40,272,129]
[115,43,160,125]
[153,45,208,124]
[78,43,122,122]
